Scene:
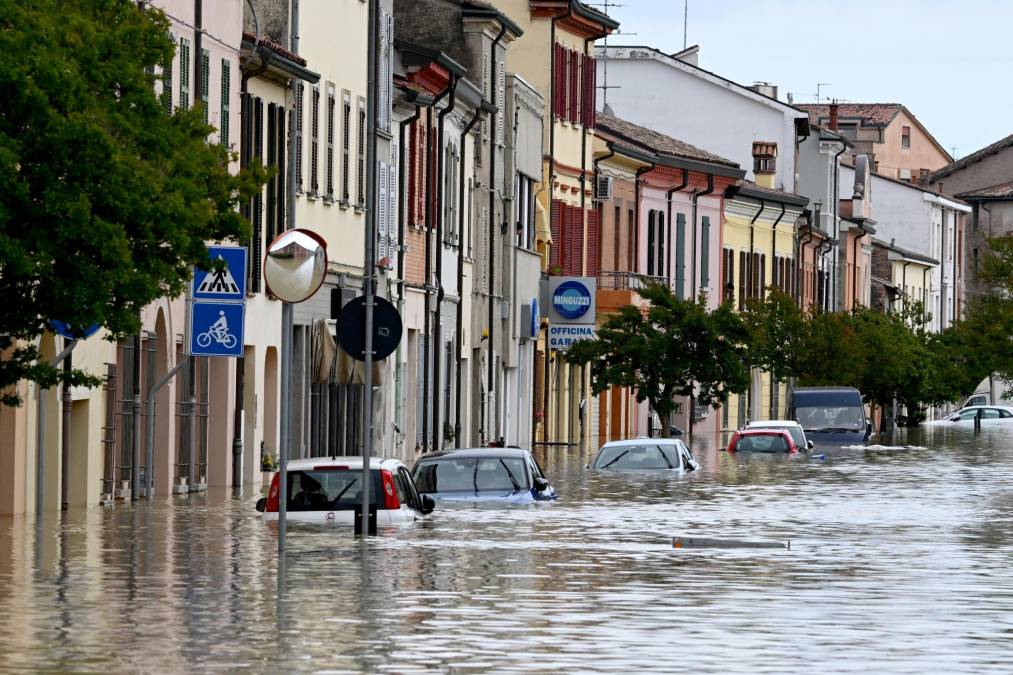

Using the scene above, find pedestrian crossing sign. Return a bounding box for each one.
[192,245,247,301]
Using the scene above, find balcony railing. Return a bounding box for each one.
[597,271,667,292]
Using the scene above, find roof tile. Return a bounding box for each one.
[595,112,739,168]
[795,103,902,128]
[954,180,1013,200]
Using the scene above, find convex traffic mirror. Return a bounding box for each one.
[263,228,328,303]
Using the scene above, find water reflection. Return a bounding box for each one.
[2,426,1013,671]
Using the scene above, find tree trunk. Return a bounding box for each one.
[688,394,695,438]
[658,411,671,438]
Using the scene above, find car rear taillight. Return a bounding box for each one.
[266,473,280,512]
[381,470,400,510]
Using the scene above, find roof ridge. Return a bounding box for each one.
[927,131,1013,182]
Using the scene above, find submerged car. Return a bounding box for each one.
[259,457,434,524]
[727,429,800,454]
[925,405,1013,425]
[745,420,815,450]
[788,386,872,444]
[412,448,557,503]
[590,438,699,472]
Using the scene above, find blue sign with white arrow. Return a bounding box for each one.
[192,245,248,301]
[189,302,245,358]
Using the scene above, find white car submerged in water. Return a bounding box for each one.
[924,405,1013,426]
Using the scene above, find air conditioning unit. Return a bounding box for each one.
[594,174,613,201]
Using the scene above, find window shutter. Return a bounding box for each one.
[567,205,584,276]
[389,142,398,255]
[646,211,656,276]
[200,48,210,125]
[252,97,264,292]
[220,59,231,147]
[738,251,747,309]
[161,38,173,113]
[584,54,596,128]
[760,253,766,297]
[586,208,600,278]
[378,161,388,261]
[295,83,304,191]
[657,211,666,279]
[326,85,335,199]
[550,199,562,271]
[497,60,505,146]
[482,53,490,139]
[569,50,579,124]
[310,86,320,194]
[675,213,686,297]
[179,37,190,110]
[276,109,285,232]
[342,92,351,201]
[266,102,276,243]
[379,10,393,133]
[553,44,564,119]
[701,216,710,288]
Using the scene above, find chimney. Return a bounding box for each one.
[829,100,839,131]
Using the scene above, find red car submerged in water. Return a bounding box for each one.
[726,429,800,455]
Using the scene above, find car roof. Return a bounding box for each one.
[736,429,792,437]
[598,438,685,448]
[285,456,404,471]
[958,405,1013,412]
[418,447,530,460]
[747,420,803,428]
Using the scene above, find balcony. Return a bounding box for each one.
[596,271,666,312]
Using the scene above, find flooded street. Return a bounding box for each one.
[3,426,1013,673]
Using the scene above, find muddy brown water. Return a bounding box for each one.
[2,425,1012,672]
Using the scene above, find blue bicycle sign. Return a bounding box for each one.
[189,302,244,357]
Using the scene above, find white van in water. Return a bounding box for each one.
[961,376,1013,409]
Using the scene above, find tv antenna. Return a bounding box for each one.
[815,83,832,102]
[588,0,636,110]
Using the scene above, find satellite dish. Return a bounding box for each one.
[263,229,328,303]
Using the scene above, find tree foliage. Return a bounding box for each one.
[567,285,751,436]
[0,0,265,404]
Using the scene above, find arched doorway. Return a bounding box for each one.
[262,347,279,475]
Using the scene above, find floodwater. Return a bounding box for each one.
[3,426,1013,673]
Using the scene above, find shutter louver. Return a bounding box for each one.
[586,208,600,278]
[701,216,710,288]
[389,143,398,258]
[568,50,579,124]
[550,200,562,271]
[378,161,389,261]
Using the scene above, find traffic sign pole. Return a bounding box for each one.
[361,0,378,538]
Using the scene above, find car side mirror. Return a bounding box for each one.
[533,477,550,492]
[421,494,435,515]
[255,497,267,513]
[807,440,815,450]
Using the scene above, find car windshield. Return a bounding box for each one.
[594,444,680,470]
[735,434,790,453]
[797,406,865,431]
[286,469,384,511]
[413,457,530,493]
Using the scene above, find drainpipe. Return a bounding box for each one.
[691,174,714,298]
[455,103,489,447]
[665,170,689,287]
[432,77,458,451]
[818,237,833,310]
[487,24,508,445]
[770,201,786,296]
[795,210,814,307]
[922,267,930,326]
[939,207,947,328]
[852,223,868,307]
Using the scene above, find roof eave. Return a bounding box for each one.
[726,185,809,207]
[461,6,524,38]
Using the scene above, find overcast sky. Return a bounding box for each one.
[602,0,1012,160]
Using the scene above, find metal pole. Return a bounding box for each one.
[361,0,379,536]
[36,339,77,515]
[61,352,72,510]
[279,0,300,554]
[232,356,244,489]
[131,333,142,500]
[145,360,185,500]
[279,302,292,551]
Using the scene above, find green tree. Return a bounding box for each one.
[741,289,806,381]
[567,285,751,437]
[0,0,265,405]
